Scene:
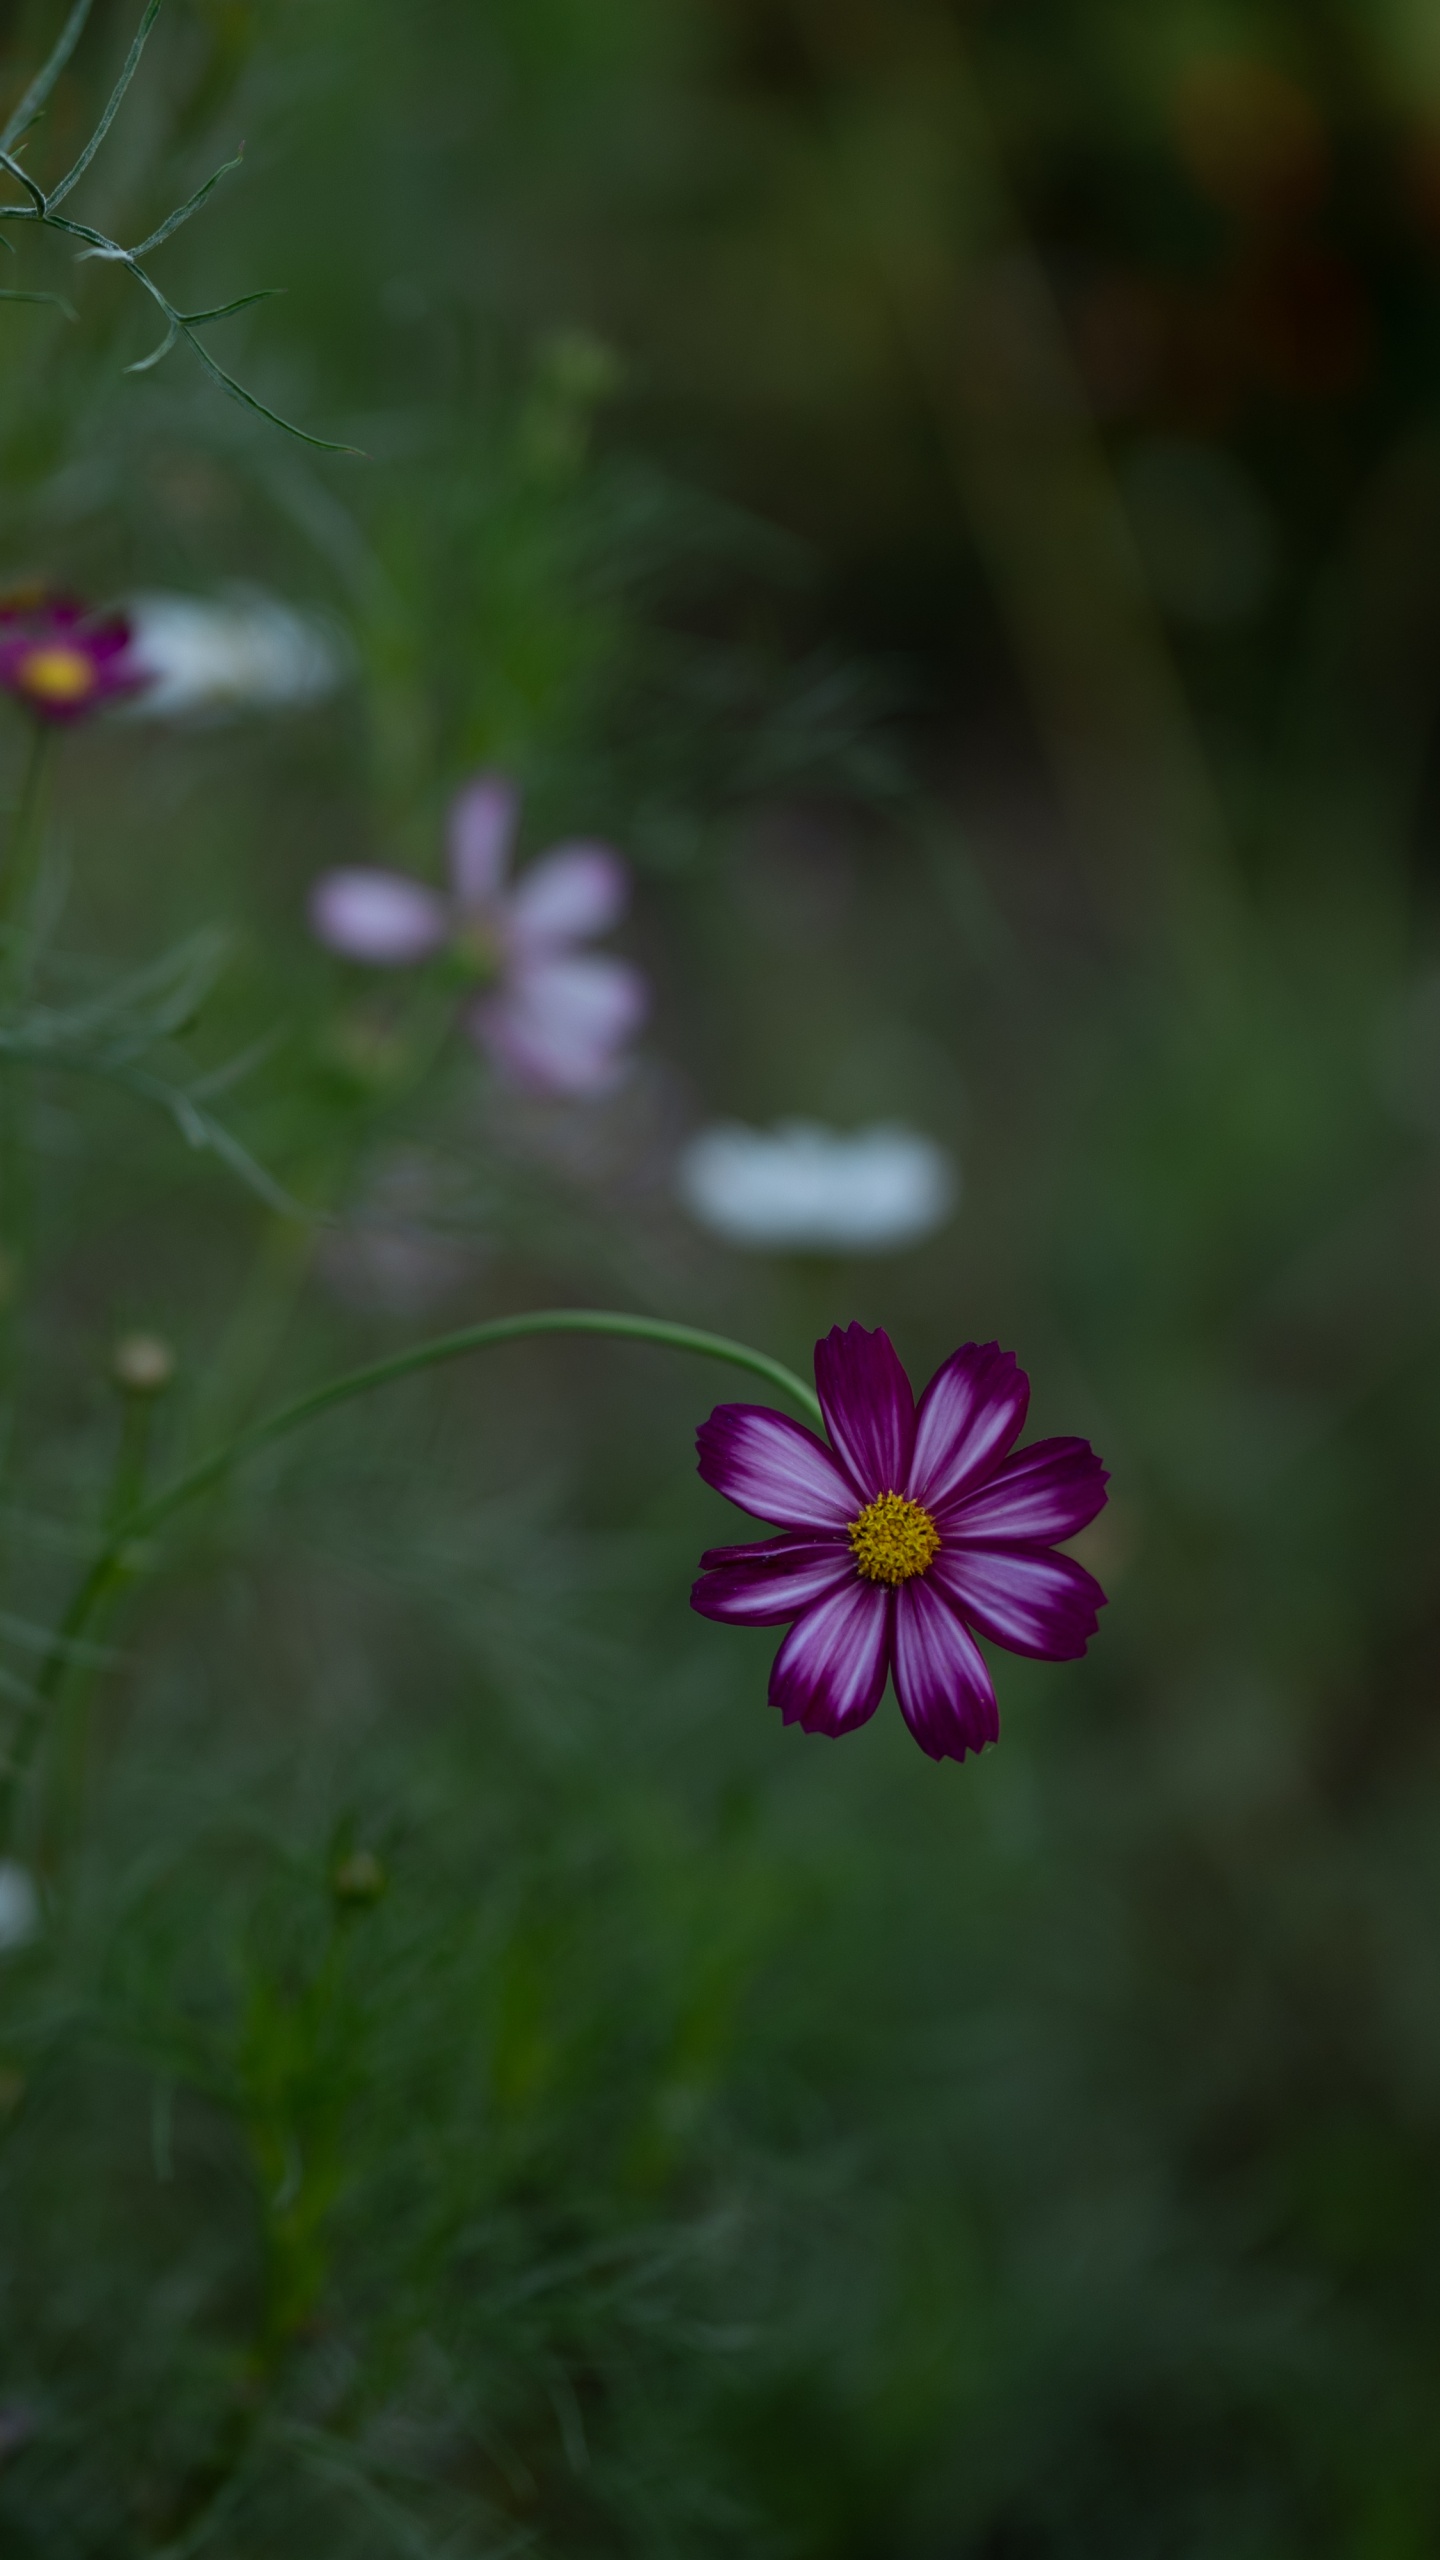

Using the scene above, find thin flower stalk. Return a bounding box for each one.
[0,719,57,1483]
[0,1311,822,1857]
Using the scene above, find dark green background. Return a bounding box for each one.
[1,2,1439,2551]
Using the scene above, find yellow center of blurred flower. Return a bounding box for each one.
[17,645,96,704]
[849,1490,939,1585]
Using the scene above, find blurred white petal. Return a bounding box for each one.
[677,1120,957,1252]
[127,587,345,719]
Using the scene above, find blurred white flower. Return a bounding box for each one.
[677,1119,956,1253]
[127,586,345,719]
[0,1861,39,1954]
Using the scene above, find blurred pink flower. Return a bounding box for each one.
[0,586,148,724]
[309,775,648,1098]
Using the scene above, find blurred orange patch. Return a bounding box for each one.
[1173,56,1329,222]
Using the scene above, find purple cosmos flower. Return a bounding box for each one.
[309,774,648,1098]
[0,587,147,723]
[692,1324,1108,1762]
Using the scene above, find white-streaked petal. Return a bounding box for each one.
[691,1535,856,1625]
[910,1343,1029,1513]
[930,1543,1105,1661]
[469,954,647,1096]
[310,869,450,966]
[448,775,519,909]
[696,1407,857,1531]
[505,844,630,949]
[767,1578,892,1736]
[890,1581,998,1761]
[942,1437,1108,1544]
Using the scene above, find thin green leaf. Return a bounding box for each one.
[121,1067,311,1218]
[128,146,241,256]
[0,0,95,154]
[179,285,283,327]
[0,1505,106,1558]
[0,1662,36,1712]
[45,214,113,250]
[0,1032,308,1219]
[0,287,74,316]
[0,1606,116,1666]
[0,936,231,1067]
[125,311,177,372]
[181,323,361,455]
[45,927,232,1040]
[47,0,163,209]
[0,148,46,215]
[186,1028,283,1103]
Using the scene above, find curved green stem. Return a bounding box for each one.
[1,718,55,982]
[141,1311,822,1542]
[0,1311,822,1852]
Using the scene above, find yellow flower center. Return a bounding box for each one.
[848,1489,940,1585]
[17,645,96,704]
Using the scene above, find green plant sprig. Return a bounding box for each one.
[0,0,354,451]
[0,930,308,1218]
[0,1311,822,1854]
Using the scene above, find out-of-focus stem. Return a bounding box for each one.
[180,987,459,1462]
[40,1348,173,1864]
[849,23,1236,977]
[0,722,56,1474]
[0,1310,821,1854]
[0,721,53,930]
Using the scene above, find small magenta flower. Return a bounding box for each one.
[692,1324,1108,1761]
[309,774,648,1098]
[0,586,147,723]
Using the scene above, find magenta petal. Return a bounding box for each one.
[506,844,629,951]
[85,616,135,665]
[767,1579,891,1734]
[891,1580,999,1761]
[699,1532,845,1568]
[931,1543,1106,1661]
[309,868,450,965]
[691,1535,856,1626]
[942,1436,1108,1543]
[448,774,519,908]
[910,1342,1030,1514]
[813,1324,916,1500]
[697,1405,857,1532]
[471,955,647,1096]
